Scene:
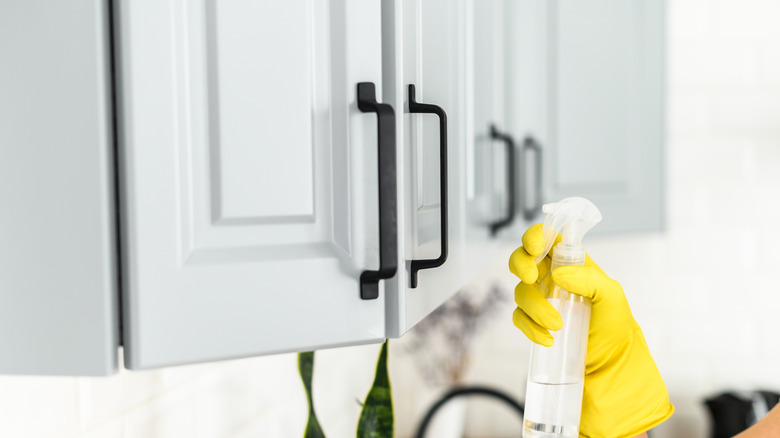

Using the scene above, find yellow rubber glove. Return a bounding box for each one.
[509,224,674,438]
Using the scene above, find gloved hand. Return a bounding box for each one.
[509,224,674,438]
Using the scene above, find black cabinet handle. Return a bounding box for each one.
[488,125,516,236]
[357,82,398,300]
[408,84,448,289]
[522,136,543,221]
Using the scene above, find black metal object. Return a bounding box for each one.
[408,84,448,289]
[705,391,780,438]
[488,125,517,236]
[521,135,543,221]
[357,82,398,300]
[414,385,525,438]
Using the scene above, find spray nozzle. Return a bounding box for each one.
[534,197,603,264]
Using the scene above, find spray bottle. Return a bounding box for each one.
[523,197,602,438]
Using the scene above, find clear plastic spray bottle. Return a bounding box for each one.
[523,197,602,438]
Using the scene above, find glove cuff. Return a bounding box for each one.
[580,326,674,438]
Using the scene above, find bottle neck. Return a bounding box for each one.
[551,243,585,270]
[550,243,590,304]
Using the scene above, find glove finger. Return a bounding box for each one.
[521,224,546,257]
[509,246,539,283]
[512,307,554,347]
[552,265,616,301]
[521,224,563,258]
[514,282,562,331]
[537,257,552,281]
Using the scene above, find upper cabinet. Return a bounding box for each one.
[0,0,119,375]
[506,0,665,233]
[504,0,548,227]
[470,0,514,239]
[114,0,388,369]
[0,0,665,374]
[383,0,484,337]
[383,0,516,338]
[548,0,665,233]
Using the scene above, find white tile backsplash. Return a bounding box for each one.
[194,366,256,438]
[757,43,780,84]
[78,366,165,430]
[0,376,80,438]
[314,343,382,437]
[121,382,199,438]
[712,0,780,38]
[80,418,123,438]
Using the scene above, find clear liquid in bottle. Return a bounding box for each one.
[523,380,583,437]
[523,294,590,438]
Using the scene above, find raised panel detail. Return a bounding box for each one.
[167,0,332,263]
[544,0,664,234]
[209,0,315,222]
[553,0,634,190]
[469,0,506,223]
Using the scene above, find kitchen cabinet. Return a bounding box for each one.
[547,0,665,234]
[505,0,665,234]
[383,0,518,338]
[467,0,526,249]
[114,0,389,369]
[470,0,512,237]
[0,0,666,375]
[383,0,482,337]
[0,0,119,375]
[504,0,547,230]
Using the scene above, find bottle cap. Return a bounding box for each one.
[534,197,602,264]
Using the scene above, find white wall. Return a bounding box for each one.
[639,0,780,434]
[2,0,780,437]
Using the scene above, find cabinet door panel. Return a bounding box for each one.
[211,1,314,220]
[469,0,506,225]
[0,0,118,375]
[547,0,665,234]
[504,0,664,236]
[505,0,548,229]
[117,0,386,369]
[463,0,509,272]
[384,0,474,336]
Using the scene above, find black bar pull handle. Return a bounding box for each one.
[408,84,448,289]
[522,135,543,221]
[488,125,516,236]
[357,82,398,300]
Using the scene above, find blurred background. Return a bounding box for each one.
[2,0,780,437]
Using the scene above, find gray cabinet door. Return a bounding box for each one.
[384,0,481,337]
[505,0,548,232]
[115,0,387,369]
[470,0,511,234]
[547,0,665,234]
[0,0,119,375]
[507,0,665,234]
[466,0,515,254]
